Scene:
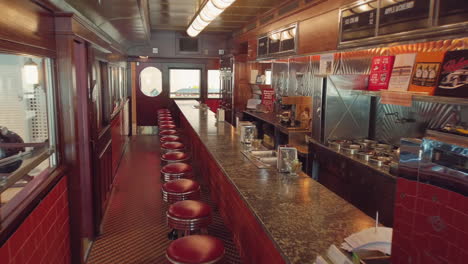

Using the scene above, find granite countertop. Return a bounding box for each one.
[176,100,376,264]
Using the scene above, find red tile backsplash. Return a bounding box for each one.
[392,179,468,264]
[0,176,71,264]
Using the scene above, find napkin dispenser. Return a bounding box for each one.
[240,125,256,144]
[277,146,298,173]
[217,108,225,122]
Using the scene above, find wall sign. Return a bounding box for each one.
[257,24,297,58]
[261,88,275,111]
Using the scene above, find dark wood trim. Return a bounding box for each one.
[0,39,56,58]
[0,166,68,245]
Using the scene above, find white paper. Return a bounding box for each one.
[319,54,334,75]
[327,244,353,264]
[388,53,417,91]
[314,255,329,264]
[250,70,259,84]
[343,227,393,255]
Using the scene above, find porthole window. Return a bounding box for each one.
[140,67,162,97]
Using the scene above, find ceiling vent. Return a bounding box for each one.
[260,14,275,25]
[278,1,299,16]
[245,22,257,32]
[178,37,199,53]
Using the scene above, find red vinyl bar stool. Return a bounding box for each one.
[159,129,179,137]
[161,151,190,164]
[161,142,185,153]
[167,200,212,238]
[159,116,173,122]
[161,162,192,182]
[160,124,177,130]
[159,120,175,126]
[158,109,171,114]
[162,179,200,204]
[166,235,225,264]
[160,135,182,143]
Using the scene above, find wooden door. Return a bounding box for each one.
[135,62,168,126]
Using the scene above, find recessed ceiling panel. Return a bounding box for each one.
[148,0,284,32]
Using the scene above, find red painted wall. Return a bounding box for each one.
[392,178,468,264]
[0,176,71,264]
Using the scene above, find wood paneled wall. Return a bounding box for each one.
[0,0,56,57]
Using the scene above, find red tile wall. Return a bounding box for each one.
[0,176,71,264]
[392,178,468,264]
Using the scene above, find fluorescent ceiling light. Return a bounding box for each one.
[187,25,200,37]
[187,0,237,38]
[211,0,236,9]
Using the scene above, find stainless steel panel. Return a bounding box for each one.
[272,61,289,97]
[323,75,370,143]
[288,57,310,96]
[375,101,463,145]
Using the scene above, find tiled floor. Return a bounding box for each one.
[86,136,242,264]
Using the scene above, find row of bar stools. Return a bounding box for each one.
[157,108,224,264]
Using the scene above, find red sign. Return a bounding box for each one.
[368,56,395,91]
[261,89,275,112]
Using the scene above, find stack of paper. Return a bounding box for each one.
[341,227,393,255]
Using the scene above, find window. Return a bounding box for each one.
[140,67,162,97]
[170,69,201,98]
[208,70,221,98]
[0,53,57,208]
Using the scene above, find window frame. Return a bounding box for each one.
[0,51,61,242]
[169,68,203,100]
[207,69,221,99]
[139,66,163,98]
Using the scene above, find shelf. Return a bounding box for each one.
[352,90,468,106]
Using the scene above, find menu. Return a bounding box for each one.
[379,0,430,35]
[341,8,377,41]
[408,52,445,95]
[388,53,417,91]
[368,56,395,91]
[261,88,275,112]
[435,49,468,98]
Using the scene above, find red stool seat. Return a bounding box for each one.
[162,142,185,152]
[168,200,211,219]
[162,179,201,203]
[160,124,177,130]
[161,152,189,163]
[159,116,173,121]
[162,162,192,174]
[159,130,179,136]
[161,162,192,181]
[166,235,225,264]
[158,109,171,114]
[159,121,175,126]
[163,179,200,194]
[161,135,182,143]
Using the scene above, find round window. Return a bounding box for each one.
[140,67,162,97]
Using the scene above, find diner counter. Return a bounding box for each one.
[175,100,376,263]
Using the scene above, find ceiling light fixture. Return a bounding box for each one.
[186,0,236,38]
